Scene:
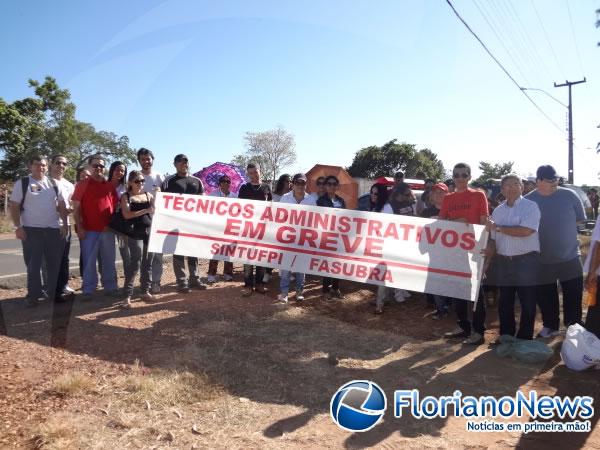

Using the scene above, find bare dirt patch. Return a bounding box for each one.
[0,263,598,449]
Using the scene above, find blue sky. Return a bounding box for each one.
[1,0,599,184]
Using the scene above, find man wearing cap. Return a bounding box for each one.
[526,164,586,338]
[162,154,207,293]
[276,174,316,303]
[489,174,541,340]
[207,175,237,283]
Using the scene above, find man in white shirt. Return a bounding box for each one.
[277,173,316,303]
[488,174,541,340]
[49,155,75,301]
[207,175,237,283]
[9,156,68,307]
[137,147,164,294]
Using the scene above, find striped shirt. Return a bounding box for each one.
[491,196,541,256]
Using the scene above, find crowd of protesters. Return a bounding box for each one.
[7,150,600,345]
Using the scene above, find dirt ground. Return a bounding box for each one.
[0,261,599,450]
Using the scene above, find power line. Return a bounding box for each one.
[564,0,586,77]
[530,0,566,80]
[445,0,565,134]
[471,0,531,85]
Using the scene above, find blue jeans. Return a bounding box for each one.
[280,270,305,295]
[81,231,117,294]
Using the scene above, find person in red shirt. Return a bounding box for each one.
[438,162,489,345]
[72,154,119,297]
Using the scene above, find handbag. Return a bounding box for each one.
[108,193,134,237]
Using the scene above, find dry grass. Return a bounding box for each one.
[50,372,96,396]
[30,418,78,450]
[0,214,12,234]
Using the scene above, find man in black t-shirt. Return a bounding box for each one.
[237,162,272,296]
[161,154,206,293]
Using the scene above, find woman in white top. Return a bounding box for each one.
[271,174,292,202]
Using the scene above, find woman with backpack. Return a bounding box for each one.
[119,170,154,308]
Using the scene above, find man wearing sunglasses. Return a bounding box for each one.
[50,155,75,301]
[525,165,586,338]
[72,154,119,298]
[439,162,489,345]
[207,175,237,283]
[162,154,207,293]
[310,176,327,202]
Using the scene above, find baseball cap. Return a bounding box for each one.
[292,173,307,183]
[431,182,449,193]
[174,154,188,163]
[536,165,558,180]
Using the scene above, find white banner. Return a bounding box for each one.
[148,193,489,301]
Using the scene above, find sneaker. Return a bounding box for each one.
[178,286,192,294]
[255,285,269,295]
[444,327,469,339]
[296,291,305,302]
[242,288,254,297]
[277,294,288,304]
[150,284,161,295]
[375,306,383,315]
[262,273,271,283]
[121,297,132,309]
[141,291,153,301]
[207,275,217,284]
[329,289,345,300]
[63,286,75,294]
[224,274,234,282]
[431,310,448,320]
[537,327,560,338]
[463,332,484,345]
[394,290,407,303]
[189,281,207,290]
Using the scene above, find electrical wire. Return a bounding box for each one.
[445,0,565,134]
[530,0,566,79]
[564,0,586,77]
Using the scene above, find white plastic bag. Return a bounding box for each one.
[560,324,600,371]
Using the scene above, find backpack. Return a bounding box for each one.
[19,176,59,212]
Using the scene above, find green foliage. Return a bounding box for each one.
[346,140,445,180]
[474,161,514,184]
[0,76,136,181]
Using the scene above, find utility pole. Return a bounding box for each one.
[554,78,586,184]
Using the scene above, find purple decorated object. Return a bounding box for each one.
[193,162,246,195]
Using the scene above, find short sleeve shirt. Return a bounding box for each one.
[525,187,586,263]
[143,172,164,193]
[9,176,64,228]
[439,188,489,225]
[279,191,317,206]
[162,174,204,195]
[238,182,272,201]
[491,196,541,256]
[72,178,117,231]
[209,189,238,198]
[53,177,75,225]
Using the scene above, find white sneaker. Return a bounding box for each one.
[399,289,411,298]
[122,297,132,309]
[263,273,271,283]
[277,294,288,304]
[63,286,75,294]
[142,291,153,301]
[296,291,305,302]
[537,327,560,338]
[463,332,484,345]
[224,274,233,281]
[394,290,407,303]
[207,275,217,284]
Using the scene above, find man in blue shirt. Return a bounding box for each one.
[525,165,586,338]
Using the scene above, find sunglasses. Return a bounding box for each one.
[176,158,188,163]
[316,181,325,186]
[294,180,307,185]
[92,163,105,169]
[327,182,339,186]
[542,177,559,183]
[133,179,145,184]
[54,161,67,166]
[220,180,231,184]
[453,173,469,179]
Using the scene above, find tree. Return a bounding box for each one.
[474,161,514,184]
[231,126,296,183]
[0,76,136,180]
[346,139,445,180]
